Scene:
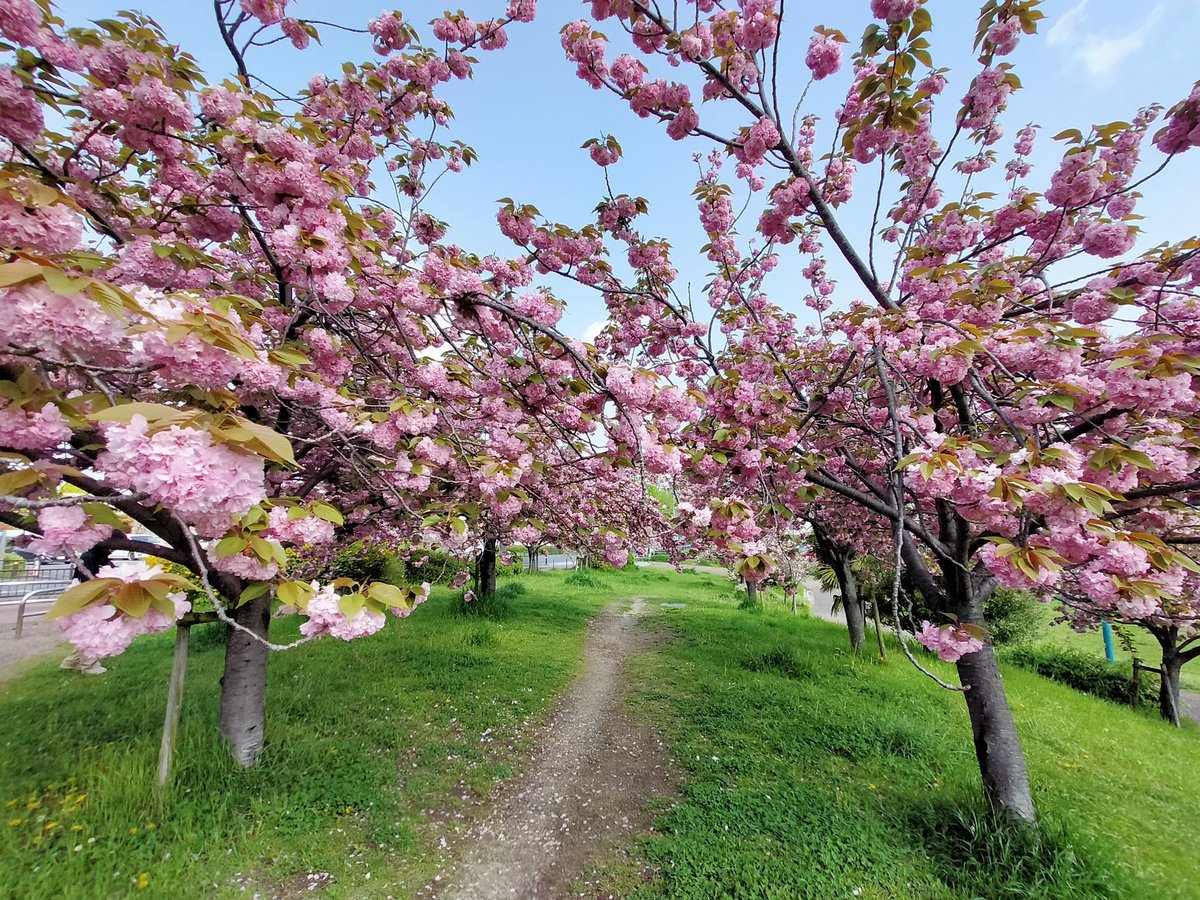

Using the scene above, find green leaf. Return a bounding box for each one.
[232,419,296,467]
[0,469,43,495]
[239,582,270,604]
[277,580,314,609]
[110,583,151,618]
[366,582,408,608]
[89,402,181,424]
[339,592,365,618]
[45,579,116,620]
[41,269,91,295]
[911,6,932,37]
[311,501,344,525]
[0,261,43,288]
[215,536,248,559]
[80,502,126,528]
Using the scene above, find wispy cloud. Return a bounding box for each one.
[1046,0,1165,83]
[579,320,606,344]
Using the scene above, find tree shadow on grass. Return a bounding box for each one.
[904,799,1119,899]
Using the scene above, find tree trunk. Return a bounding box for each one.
[479,538,497,599]
[744,580,758,607]
[1159,646,1183,727]
[219,593,271,767]
[955,643,1035,823]
[903,534,1035,823]
[834,557,866,650]
[527,544,540,574]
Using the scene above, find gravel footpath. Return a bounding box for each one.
[431,598,677,900]
[0,620,68,685]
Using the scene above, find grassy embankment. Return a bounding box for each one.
[615,574,1199,899]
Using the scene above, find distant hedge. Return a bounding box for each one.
[1006,645,1158,707]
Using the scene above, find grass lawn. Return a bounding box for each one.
[0,571,663,898]
[620,575,1200,899]
[2,567,1197,898]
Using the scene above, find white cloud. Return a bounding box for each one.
[1046,1,1165,83]
[579,320,606,344]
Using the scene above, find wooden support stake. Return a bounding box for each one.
[157,624,190,787]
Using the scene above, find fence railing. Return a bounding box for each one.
[520,553,579,571]
[0,562,75,597]
[0,562,74,638]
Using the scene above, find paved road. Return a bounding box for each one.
[0,619,69,684]
[523,553,578,571]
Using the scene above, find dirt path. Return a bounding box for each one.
[0,620,67,686]
[431,598,677,900]
[1178,690,1200,726]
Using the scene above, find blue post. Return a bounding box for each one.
[1101,620,1116,664]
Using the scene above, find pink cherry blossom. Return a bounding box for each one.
[805,33,842,81]
[915,622,985,662]
[98,416,266,538]
[30,506,112,556]
[299,584,385,641]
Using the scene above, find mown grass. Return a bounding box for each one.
[622,577,1200,899]
[0,571,649,899]
[1028,602,1200,692]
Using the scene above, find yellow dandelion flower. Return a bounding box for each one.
[145,823,156,831]
[129,827,139,836]
[45,822,58,831]
[8,819,22,827]
[136,873,150,890]
[71,825,83,833]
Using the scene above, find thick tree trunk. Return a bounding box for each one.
[1159,646,1183,727]
[479,538,497,599]
[744,579,758,606]
[218,593,271,767]
[834,557,866,650]
[955,642,1036,823]
[903,534,1035,823]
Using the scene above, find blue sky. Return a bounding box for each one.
[54,1,1200,341]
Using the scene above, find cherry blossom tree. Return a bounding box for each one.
[0,0,672,767]
[528,0,1200,824]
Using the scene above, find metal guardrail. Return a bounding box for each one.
[0,563,75,597]
[1,586,70,639]
[0,564,74,639]
[520,553,579,571]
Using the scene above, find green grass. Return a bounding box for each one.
[3,568,1197,899]
[618,579,1200,899]
[1028,602,1200,692]
[0,572,632,899]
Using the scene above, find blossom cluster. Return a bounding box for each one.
[914,622,985,662]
